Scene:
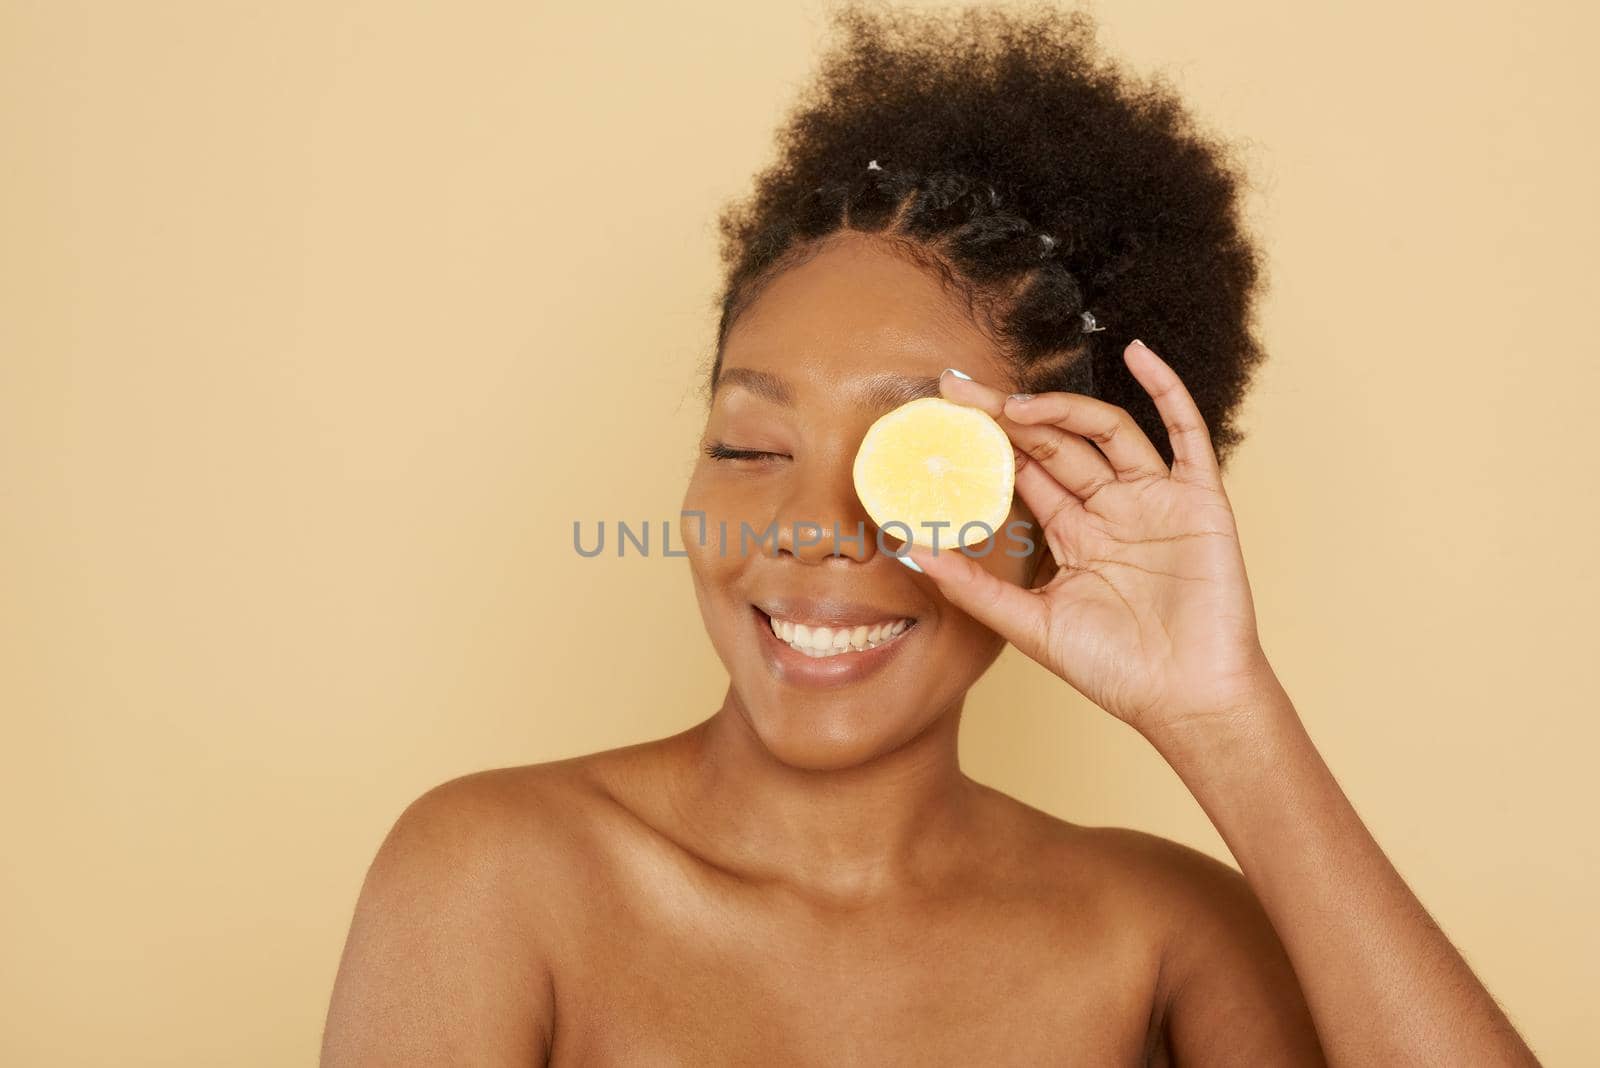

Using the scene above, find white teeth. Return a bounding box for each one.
[764,614,915,658]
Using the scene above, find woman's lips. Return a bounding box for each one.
[765,612,914,657]
[751,605,917,688]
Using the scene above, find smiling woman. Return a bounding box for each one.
[320,5,1540,1065]
[682,236,1050,773]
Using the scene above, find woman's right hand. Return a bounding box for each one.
[901,339,1281,745]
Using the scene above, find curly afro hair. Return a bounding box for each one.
[709,2,1267,468]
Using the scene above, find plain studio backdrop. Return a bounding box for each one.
[2,0,1596,1063]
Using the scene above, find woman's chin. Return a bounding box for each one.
[741,701,926,772]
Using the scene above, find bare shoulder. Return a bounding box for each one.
[385,754,616,860]
[980,794,1285,941]
[1068,823,1270,922]
[972,786,1254,905]
[372,732,679,873]
[319,748,643,1067]
[1076,825,1324,1064]
[970,793,1324,1065]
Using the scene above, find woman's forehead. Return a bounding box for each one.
[721,237,1007,387]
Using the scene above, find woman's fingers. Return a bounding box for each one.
[1121,339,1221,487]
[1003,383,1169,482]
[937,367,1010,418]
[901,538,1050,660]
[939,369,1114,504]
[1006,421,1117,502]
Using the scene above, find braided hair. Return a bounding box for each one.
[709,4,1267,468]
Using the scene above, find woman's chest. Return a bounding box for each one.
[543,879,1162,1066]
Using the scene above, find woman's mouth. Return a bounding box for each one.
[748,600,921,687]
[764,613,916,658]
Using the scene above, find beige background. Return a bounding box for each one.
[3,0,1596,1063]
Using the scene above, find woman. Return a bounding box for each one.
[322,6,1539,1064]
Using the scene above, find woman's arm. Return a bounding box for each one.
[904,341,1539,1065]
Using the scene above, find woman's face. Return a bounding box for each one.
[681,233,1048,771]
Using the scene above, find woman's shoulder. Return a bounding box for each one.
[383,742,657,867]
[381,749,1270,937]
[390,757,1261,910]
[975,784,1272,939]
[324,754,631,1062]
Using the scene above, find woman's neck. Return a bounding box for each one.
[659,690,985,907]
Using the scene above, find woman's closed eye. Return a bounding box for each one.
[703,441,791,463]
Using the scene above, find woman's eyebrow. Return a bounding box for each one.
[857,372,943,411]
[713,367,793,405]
[713,367,943,410]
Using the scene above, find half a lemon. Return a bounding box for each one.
[852,397,1015,550]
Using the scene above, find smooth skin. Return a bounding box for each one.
[321,233,1538,1066]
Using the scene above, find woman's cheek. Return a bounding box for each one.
[681,470,771,576]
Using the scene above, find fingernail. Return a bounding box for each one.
[1007,392,1035,404]
[942,368,973,381]
[1130,338,1150,353]
[894,552,924,573]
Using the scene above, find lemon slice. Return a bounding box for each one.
[852,397,1015,550]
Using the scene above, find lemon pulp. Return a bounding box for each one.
[852,397,1015,550]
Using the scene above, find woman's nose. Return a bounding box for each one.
[772,470,875,565]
